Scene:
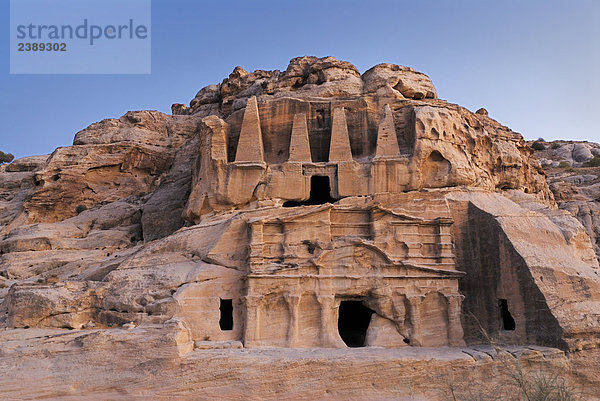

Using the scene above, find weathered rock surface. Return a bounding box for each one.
[530,139,600,261]
[362,63,437,99]
[1,57,599,399]
[19,111,201,224]
[1,328,588,401]
[186,56,436,116]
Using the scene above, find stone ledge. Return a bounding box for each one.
[194,340,243,349]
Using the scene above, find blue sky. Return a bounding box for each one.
[1,0,599,159]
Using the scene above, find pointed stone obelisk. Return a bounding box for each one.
[288,113,312,162]
[328,107,353,162]
[375,104,400,158]
[235,96,264,163]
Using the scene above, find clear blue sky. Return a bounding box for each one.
[1,0,599,159]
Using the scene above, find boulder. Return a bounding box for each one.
[362,63,437,99]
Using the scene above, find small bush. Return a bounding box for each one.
[551,142,561,149]
[583,156,600,167]
[0,150,14,164]
[531,141,546,151]
[442,320,582,401]
[75,204,87,214]
[558,161,571,168]
[501,357,581,401]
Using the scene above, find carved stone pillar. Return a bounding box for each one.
[284,293,301,347]
[437,219,455,264]
[242,295,262,347]
[390,295,408,339]
[317,295,341,347]
[329,107,352,162]
[234,96,264,163]
[407,295,424,346]
[248,223,264,273]
[446,294,465,346]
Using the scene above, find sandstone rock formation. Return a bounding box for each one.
[530,139,600,263]
[1,57,599,400]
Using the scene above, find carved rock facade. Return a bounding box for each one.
[1,56,600,399]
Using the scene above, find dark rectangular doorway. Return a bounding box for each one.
[283,175,335,207]
[498,298,515,331]
[338,300,374,347]
[219,298,233,331]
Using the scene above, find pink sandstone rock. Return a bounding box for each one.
[0,56,599,400]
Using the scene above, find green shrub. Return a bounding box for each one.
[75,204,87,214]
[531,141,546,151]
[583,156,600,167]
[551,142,561,149]
[0,150,14,164]
[558,161,571,168]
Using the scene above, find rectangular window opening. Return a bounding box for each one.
[498,298,516,331]
[219,298,233,331]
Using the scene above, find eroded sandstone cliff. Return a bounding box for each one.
[1,57,599,400]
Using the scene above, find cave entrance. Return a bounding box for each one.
[283,175,335,207]
[338,300,374,347]
[498,299,515,331]
[219,298,233,331]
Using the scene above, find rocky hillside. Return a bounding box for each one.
[530,139,600,259]
[0,57,599,400]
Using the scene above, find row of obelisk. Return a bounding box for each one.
[234,96,401,164]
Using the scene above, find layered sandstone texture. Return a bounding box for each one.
[1,56,599,400]
[529,139,600,261]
